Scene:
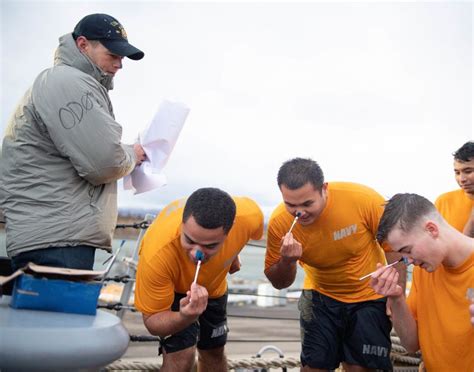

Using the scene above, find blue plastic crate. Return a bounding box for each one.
[10,274,102,315]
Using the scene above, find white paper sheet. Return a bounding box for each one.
[124,100,190,194]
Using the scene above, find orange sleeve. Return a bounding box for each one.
[134,208,181,315]
[134,257,176,315]
[233,197,264,240]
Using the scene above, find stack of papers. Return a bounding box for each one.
[124,100,190,194]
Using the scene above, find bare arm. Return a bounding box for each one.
[387,295,419,353]
[143,310,197,338]
[265,257,298,290]
[370,264,420,353]
[463,207,474,237]
[264,232,302,289]
[142,283,208,338]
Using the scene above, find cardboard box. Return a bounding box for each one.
[0,263,106,316]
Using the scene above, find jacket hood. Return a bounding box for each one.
[54,33,114,90]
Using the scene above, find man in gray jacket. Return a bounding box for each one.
[0,13,146,270]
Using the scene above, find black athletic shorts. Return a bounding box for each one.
[298,290,392,370]
[159,292,228,354]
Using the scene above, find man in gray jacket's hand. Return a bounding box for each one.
[0,13,146,271]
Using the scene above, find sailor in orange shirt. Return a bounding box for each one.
[435,141,474,237]
[265,158,404,372]
[135,188,264,372]
[371,193,474,372]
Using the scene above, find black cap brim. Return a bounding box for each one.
[100,39,144,60]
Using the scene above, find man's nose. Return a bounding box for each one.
[192,248,205,260]
[114,58,123,69]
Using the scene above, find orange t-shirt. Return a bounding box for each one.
[135,197,264,315]
[406,253,474,371]
[435,189,474,232]
[265,182,388,303]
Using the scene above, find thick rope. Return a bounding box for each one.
[228,356,300,369]
[104,360,160,371]
[390,335,422,366]
[391,354,423,365]
[105,352,421,371]
[105,356,301,371]
[120,332,422,367]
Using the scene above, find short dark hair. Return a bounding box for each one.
[453,141,474,162]
[277,158,324,191]
[376,193,437,244]
[183,188,236,234]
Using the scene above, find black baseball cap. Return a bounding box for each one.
[73,13,144,60]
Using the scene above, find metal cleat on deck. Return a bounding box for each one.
[233,345,295,372]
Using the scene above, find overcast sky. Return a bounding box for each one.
[1,1,472,217]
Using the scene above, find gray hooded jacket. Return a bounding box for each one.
[0,33,136,257]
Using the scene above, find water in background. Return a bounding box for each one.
[0,232,305,290]
[98,239,305,290]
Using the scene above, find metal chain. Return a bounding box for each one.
[115,220,151,230]
[103,275,135,283]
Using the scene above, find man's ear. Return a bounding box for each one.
[75,36,88,52]
[425,220,439,238]
[321,182,329,196]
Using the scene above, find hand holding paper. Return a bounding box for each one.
[124,100,190,194]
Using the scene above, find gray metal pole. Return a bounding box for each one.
[117,213,155,319]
